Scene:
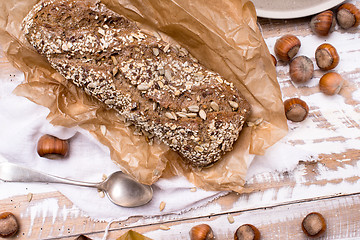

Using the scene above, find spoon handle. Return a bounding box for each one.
[0,162,100,188]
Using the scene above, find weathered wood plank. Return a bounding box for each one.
[0,192,108,239]
[51,193,360,240]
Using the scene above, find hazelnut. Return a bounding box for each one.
[310,10,336,36]
[271,54,277,66]
[289,56,314,83]
[37,134,69,159]
[190,224,215,240]
[337,3,360,29]
[0,212,19,238]
[315,43,340,71]
[302,212,326,237]
[234,224,260,240]
[284,98,309,122]
[274,34,301,62]
[319,72,344,95]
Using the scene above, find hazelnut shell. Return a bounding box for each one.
[274,34,301,62]
[234,224,260,240]
[315,43,339,71]
[271,54,277,66]
[337,3,360,29]
[190,224,215,240]
[310,10,336,36]
[284,98,309,122]
[0,212,19,238]
[319,72,344,95]
[289,56,314,83]
[302,212,326,237]
[37,134,69,159]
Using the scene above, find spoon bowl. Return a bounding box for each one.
[100,171,153,207]
[0,162,153,207]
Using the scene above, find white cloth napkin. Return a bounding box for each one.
[0,72,227,221]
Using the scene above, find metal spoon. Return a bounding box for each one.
[0,162,153,207]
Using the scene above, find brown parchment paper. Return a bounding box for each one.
[0,0,288,192]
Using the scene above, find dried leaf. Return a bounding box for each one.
[116,230,153,240]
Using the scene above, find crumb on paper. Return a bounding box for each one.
[100,125,107,135]
[247,118,264,127]
[152,169,161,177]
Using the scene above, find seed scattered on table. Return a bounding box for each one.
[159,224,170,230]
[227,214,235,224]
[159,201,166,211]
[102,174,108,181]
[98,191,105,198]
[27,193,33,202]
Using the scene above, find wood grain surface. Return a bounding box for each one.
[1,1,360,239]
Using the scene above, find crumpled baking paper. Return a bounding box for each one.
[0,0,288,193]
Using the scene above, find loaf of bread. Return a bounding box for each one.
[22,0,251,167]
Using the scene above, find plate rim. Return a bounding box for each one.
[255,0,345,19]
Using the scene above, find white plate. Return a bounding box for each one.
[253,0,345,19]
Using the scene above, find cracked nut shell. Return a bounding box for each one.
[0,212,19,238]
[234,224,260,240]
[302,212,326,237]
[319,72,344,95]
[310,10,336,36]
[37,134,69,159]
[337,3,360,29]
[284,98,309,122]
[274,34,301,62]
[315,43,339,71]
[190,224,215,240]
[290,56,314,83]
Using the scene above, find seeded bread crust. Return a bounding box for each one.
[23,0,251,167]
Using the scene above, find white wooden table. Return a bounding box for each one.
[1,1,360,239]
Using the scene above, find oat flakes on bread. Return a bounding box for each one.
[22,0,251,167]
